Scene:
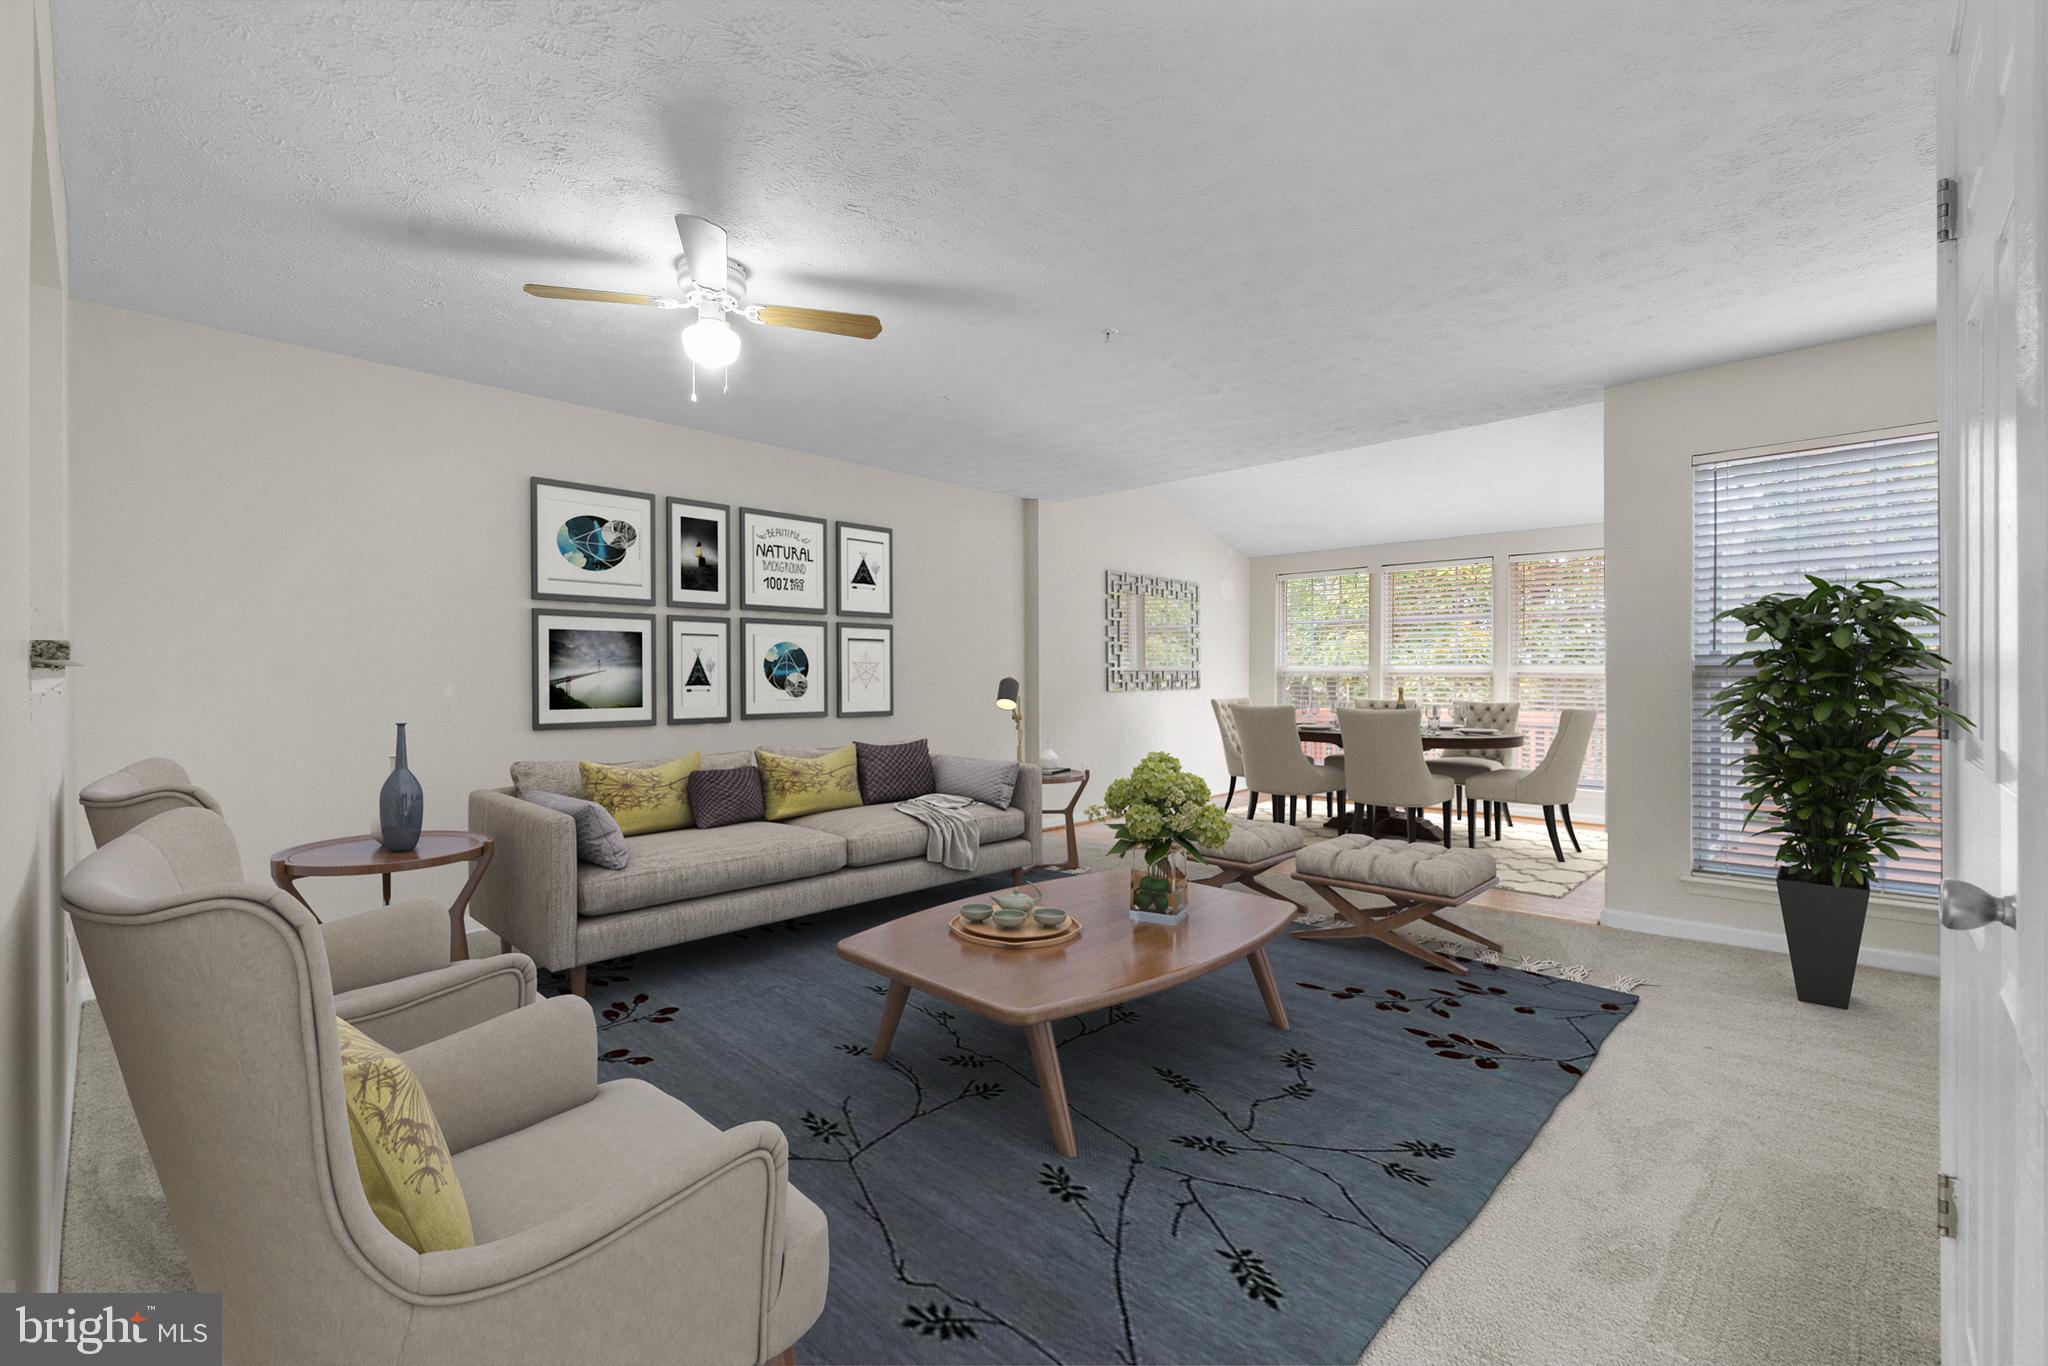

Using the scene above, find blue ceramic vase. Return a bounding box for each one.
[378,722,424,853]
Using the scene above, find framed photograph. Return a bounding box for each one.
[740,617,828,719]
[667,498,730,608]
[666,615,731,724]
[835,521,894,617]
[837,622,894,717]
[739,506,827,613]
[532,478,657,604]
[532,609,656,729]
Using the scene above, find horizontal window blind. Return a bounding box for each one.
[1690,434,1942,895]
[1278,571,1370,723]
[1512,550,1606,787]
[1385,559,1490,712]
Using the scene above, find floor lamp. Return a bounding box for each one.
[995,677,1023,763]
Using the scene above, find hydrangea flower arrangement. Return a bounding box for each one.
[1089,752,1232,912]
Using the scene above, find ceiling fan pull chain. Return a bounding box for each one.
[690,360,698,403]
[723,366,730,396]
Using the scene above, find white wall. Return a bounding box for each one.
[1604,325,1938,966]
[1034,488,1251,797]
[67,304,1029,914]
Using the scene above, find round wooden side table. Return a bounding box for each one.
[269,831,495,963]
[1039,768,1092,872]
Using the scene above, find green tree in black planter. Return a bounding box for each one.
[1711,576,1966,1007]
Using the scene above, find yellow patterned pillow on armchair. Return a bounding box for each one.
[581,753,701,835]
[757,744,862,821]
[336,1018,474,1253]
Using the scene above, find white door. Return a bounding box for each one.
[1937,0,2047,1360]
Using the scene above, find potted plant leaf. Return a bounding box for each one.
[1088,751,1233,923]
[1711,576,1966,1007]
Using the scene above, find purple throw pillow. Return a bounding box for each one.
[856,739,936,805]
[688,765,765,828]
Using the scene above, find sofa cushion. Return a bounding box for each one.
[855,738,935,805]
[1293,835,1496,899]
[582,754,700,836]
[932,754,1018,809]
[576,822,848,916]
[337,1017,474,1252]
[786,801,1027,868]
[516,790,629,868]
[757,744,862,822]
[688,765,765,829]
[510,750,754,799]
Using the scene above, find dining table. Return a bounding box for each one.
[1294,722,1527,838]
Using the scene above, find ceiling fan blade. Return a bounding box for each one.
[752,305,883,339]
[523,283,680,307]
[675,215,729,289]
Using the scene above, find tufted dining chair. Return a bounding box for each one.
[1429,701,1520,838]
[1336,707,1456,846]
[1236,704,1345,825]
[61,807,827,1366]
[1466,707,1597,861]
[1210,697,1251,817]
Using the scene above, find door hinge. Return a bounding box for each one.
[1937,178,1958,244]
[1938,1172,1959,1238]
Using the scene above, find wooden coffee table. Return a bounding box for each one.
[836,870,1294,1157]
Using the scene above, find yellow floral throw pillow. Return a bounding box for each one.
[581,753,701,836]
[757,744,862,821]
[336,1018,474,1253]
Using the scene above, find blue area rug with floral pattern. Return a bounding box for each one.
[545,874,1636,1364]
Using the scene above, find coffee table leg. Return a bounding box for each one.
[872,981,911,1060]
[1247,946,1290,1030]
[1024,1021,1078,1157]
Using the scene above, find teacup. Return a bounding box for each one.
[1032,905,1068,929]
[991,907,1031,930]
[992,890,1037,912]
[960,903,994,923]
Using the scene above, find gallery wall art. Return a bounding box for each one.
[836,622,894,717]
[532,609,657,728]
[741,617,828,719]
[532,478,656,604]
[835,521,893,617]
[667,615,732,724]
[667,498,730,608]
[740,506,827,613]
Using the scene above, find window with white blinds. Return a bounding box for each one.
[1384,559,1492,711]
[1512,551,1605,787]
[1690,433,1942,896]
[1277,570,1372,722]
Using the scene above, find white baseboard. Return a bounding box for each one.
[42,987,82,1292]
[1601,906,1938,977]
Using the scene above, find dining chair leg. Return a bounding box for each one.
[1440,799,1453,848]
[1466,794,1477,848]
[1404,809,1417,843]
[1542,806,1565,862]
[1246,789,1259,820]
[1561,804,1582,852]
[1271,794,1283,824]
[1288,794,1298,825]
[1225,776,1238,808]
[1499,802,1514,828]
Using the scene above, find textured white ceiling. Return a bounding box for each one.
[1158,403,1604,557]
[52,1,1938,501]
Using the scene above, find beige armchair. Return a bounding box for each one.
[1466,707,1597,861]
[1210,696,1251,817]
[1235,704,1344,825]
[1336,707,1455,846]
[61,808,827,1366]
[77,756,223,846]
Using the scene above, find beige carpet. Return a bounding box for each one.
[64,889,1935,1365]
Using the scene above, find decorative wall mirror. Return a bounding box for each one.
[1104,571,1201,691]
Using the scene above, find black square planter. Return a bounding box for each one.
[1777,873,1871,1009]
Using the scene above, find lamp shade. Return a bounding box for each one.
[995,677,1020,711]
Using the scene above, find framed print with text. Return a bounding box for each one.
[739,506,827,613]
[667,615,731,724]
[837,622,894,717]
[835,521,893,617]
[532,609,656,729]
[532,478,656,604]
[740,617,828,719]
[667,498,730,608]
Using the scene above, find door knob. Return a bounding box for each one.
[1941,879,2017,931]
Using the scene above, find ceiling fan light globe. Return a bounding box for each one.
[681,316,741,369]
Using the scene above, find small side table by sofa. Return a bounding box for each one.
[269,831,495,963]
[1039,768,1091,872]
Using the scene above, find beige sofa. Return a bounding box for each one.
[469,749,1043,993]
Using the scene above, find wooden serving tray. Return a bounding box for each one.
[949,912,1083,950]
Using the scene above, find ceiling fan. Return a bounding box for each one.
[523,215,882,395]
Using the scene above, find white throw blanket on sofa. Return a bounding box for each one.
[895,793,981,871]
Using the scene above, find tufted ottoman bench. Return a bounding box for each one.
[1290,835,1501,974]
[1193,816,1311,901]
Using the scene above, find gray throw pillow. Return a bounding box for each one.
[931,754,1019,809]
[689,765,766,828]
[518,789,629,868]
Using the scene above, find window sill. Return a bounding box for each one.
[1681,871,1936,924]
